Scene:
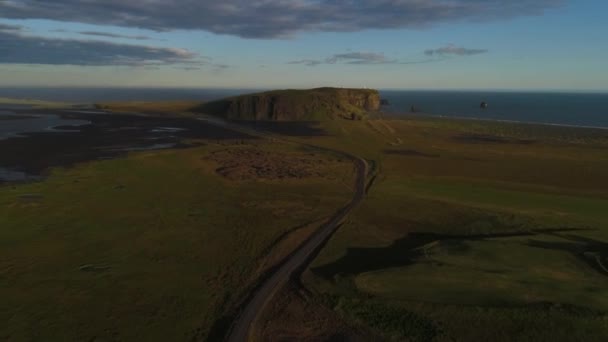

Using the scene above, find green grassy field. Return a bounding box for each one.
[0,139,355,341]
[3,98,608,341]
[302,117,608,341]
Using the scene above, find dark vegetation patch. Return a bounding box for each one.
[206,148,342,181]
[384,149,440,158]
[453,133,537,145]
[320,293,608,342]
[330,296,439,342]
[0,111,254,184]
[312,228,585,279]
[255,281,383,341]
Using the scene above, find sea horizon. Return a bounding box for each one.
[1,87,607,129]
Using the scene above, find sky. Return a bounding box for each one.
[0,0,607,91]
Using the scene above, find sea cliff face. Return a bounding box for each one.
[198,88,380,121]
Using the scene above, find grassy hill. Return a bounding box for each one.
[194,87,381,121]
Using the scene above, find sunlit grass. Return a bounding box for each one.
[0,142,353,340]
[304,116,608,341]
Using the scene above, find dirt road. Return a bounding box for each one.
[197,115,369,342]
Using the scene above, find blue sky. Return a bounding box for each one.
[0,0,606,91]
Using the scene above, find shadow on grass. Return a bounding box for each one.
[527,233,608,276]
[312,228,587,279]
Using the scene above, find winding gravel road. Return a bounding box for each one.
[197,115,369,342]
[227,156,367,342]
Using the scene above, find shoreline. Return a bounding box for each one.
[3,103,607,132]
[0,111,253,184]
[386,111,608,131]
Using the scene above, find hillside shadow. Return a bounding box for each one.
[312,228,587,279]
[526,233,608,276]
[191,100,230,117]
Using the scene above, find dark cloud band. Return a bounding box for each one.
[0,0,564,39]
[0,23,23,31]
[0,30,200,66]
[77,31,152,40]
[288,47,486,67]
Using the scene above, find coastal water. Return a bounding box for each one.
[381,91,608,129]
[1,87,607,128]
[0,111,90,140]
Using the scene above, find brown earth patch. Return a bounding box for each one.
[206,148,346,181]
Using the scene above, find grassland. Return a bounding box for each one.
[296,116,608,341]
[0,138,355,341]
[3,95,608,341]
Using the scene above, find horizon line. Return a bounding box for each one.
[1,85,607,94]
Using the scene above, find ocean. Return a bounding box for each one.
[381,91,608,129]
[1,87,607,128]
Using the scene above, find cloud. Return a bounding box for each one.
[77,31,152,40]
[425,45,488,56]
[288,59,324,67]
[328,52,396,64]
[175,66,202,71]
[0,23,23,31]
[0,30,202,66]
[288,46,488,67]
[0,1,564,39]
[289,52,395,66]
[49,29,162,41]
[175,63,227,70]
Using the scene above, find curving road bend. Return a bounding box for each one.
[196,115,368,342]
[227,156,367,342]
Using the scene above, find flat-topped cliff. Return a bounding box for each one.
[196,87,380,121]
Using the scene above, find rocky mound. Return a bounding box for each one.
[195,87,380,121]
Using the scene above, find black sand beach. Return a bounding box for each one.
[0,109,254,183]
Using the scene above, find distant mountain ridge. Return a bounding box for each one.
[195,87,381,121]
